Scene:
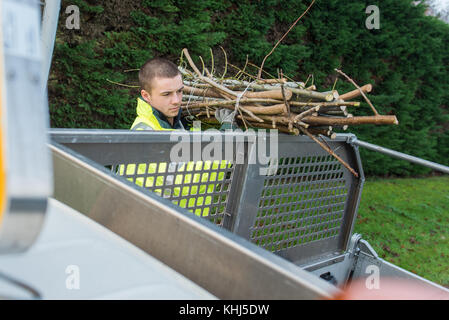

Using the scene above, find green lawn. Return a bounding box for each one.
[353,176,449,287]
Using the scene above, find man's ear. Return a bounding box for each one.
[141,89,151,103]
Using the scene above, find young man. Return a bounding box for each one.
[126,57,232,216]
[132,57,237,131]
[131,57,187,131]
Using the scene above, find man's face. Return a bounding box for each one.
[142,74,183,119]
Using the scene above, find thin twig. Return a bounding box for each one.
[331,76,339,91]
[335,68,379,116]
[183,49,264,124]
[303,74,312,88]
[229,63,258,81]
[279,69,291,119]
[199,56,207,77]
[247,62,278,80]
[235,81,255,130]
[294,105,321,122]
[258,0,316,79]
[106,79,139,88]
[236,55,249,80]
[183,48,238,97]
[281,84,291,116]
[219,46,228,80]
[299,127,359,178]
[210,48,215,77]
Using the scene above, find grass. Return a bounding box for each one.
[353,176,449,287]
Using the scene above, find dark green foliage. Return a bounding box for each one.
[49,0,449,175]
[49,40,135,128]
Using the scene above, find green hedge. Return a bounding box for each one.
[48,0,449,176]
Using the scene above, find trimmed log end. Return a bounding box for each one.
[332,90,339,99]
[325,93,334,102]
[306,85,316,91]
[284,89,293,101]
[299,122,309,129]
[393,116,399,125]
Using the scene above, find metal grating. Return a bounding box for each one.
[50,130,364,266]
[114,160,234,225]
[250,155,348,253]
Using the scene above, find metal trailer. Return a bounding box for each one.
[1,0,448,300]
[49,129,449,299]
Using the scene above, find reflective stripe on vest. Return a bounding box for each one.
[131,122,153,131]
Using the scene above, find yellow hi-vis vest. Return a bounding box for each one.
[119,98,229,217]
[131,97,186,131]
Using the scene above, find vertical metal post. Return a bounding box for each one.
[0,0,52,253]
[41,0,61,87]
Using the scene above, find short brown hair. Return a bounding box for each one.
[139,57,181,91]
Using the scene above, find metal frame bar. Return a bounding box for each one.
[349,137,449,174]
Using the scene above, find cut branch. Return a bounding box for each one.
[335,69,379,115]
[258,0,316,79]
[299,127,359,178]
[289,101,360,107]
[340,84,372,100]
[302,115,398,126]
[294,105,321,122]
[182,98,282,109]
[243,104,288,115]
[290,88,334,101]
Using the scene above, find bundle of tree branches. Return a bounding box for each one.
[180,49,398,137]
[180,48,399,177]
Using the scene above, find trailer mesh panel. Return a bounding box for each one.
[250,155,348,252]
